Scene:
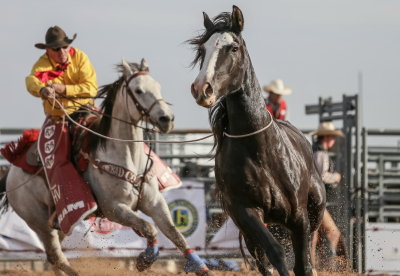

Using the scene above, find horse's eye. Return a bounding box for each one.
[232,46,239,52]
[135,89,143,94]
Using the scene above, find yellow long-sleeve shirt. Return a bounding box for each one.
[25,48,98,117]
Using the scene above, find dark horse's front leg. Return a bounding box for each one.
[243,235,273,276]
[230,205,290,276]
[289,211,314,276]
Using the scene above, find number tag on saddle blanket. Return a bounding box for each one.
[144,144,182,191]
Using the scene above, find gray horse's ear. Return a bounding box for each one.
[140,58,149,72]
[231,5,244,34]
[121,58,133,76]
[203,12,214,31]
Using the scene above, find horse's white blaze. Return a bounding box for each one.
[195,32,234,84]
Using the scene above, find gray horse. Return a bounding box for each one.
[0,59,210,276]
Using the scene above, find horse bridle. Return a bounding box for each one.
[124,71,166,124]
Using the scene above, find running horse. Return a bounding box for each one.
[189,6,326,276]
[0,59,210,276]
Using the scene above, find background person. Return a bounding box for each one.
[310,121,348,269]
[262,79,292,120]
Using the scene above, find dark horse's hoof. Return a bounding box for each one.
[196,270,215,276]
[136,252,156,272]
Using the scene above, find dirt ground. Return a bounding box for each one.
[0,258,370,276]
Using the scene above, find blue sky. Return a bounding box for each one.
[1,0,399,131]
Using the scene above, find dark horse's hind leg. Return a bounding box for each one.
[243,235,273,276]
[230,206,290,276]
[289,213,313,276]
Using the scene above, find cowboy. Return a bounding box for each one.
[25,26,98,234]
[262,79,292,120]
[310,121,348,269]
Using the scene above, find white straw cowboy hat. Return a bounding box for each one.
[263,79,292,96]
[309,121,345,137]
[35,26,77,50]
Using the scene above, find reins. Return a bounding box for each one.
[45,71,213,144]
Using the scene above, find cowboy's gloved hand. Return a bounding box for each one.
[39,86,56,99]
[51,83,66,96]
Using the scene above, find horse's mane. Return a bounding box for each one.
[188,12,233,67]
[209,97,228,155]
[89,62,143,152]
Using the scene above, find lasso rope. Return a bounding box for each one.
[50,96,213,144]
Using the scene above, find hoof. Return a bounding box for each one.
[197,270,215,276]
[184,252,209,275]
[136,245,159,272]
[136,252,153,272]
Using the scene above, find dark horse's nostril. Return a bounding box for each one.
[159,116,171,123]
[204,82,213,97]
[191,83,197,98]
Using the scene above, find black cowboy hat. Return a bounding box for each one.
[34,26,77,50]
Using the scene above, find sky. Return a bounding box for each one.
[0,0,399,134]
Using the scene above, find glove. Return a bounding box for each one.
[51,83,66,96]
[39,86,56,99]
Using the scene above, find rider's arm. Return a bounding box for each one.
[25,57,48,98]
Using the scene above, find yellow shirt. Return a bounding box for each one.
[25,48,98,116]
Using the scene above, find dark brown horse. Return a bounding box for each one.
[189,6,326,276]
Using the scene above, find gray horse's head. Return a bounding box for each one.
[189,6,247,108]
[121,58,175,133]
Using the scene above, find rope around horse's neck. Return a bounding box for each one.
[223,110,274,138]
[51,97,213,144]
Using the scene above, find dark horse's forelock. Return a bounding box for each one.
[89,62,144,152]
[188,12,234,67]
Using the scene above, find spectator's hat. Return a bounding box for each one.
[35,26,77,50]
[263,79,292,95]
[309,121,344,137]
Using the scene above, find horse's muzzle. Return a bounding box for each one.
[191,82,216,107]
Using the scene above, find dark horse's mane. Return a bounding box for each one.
[89,62,143,152]
[188,12,235,154]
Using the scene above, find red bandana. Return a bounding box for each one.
[34,47,75,83]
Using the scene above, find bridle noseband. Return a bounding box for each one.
[124,71,166,123]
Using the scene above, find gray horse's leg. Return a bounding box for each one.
[24,210,78,276]
[140,191,189,252]
[103,203,158,242]
[7,168,78,276]
[139,185,210,275]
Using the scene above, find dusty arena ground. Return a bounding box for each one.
[0,258,370,276]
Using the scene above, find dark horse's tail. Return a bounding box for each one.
[0,170,9,214]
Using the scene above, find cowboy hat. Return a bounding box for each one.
[263,79,292,96]
[309,121,344,137]
[35,26,77,50]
